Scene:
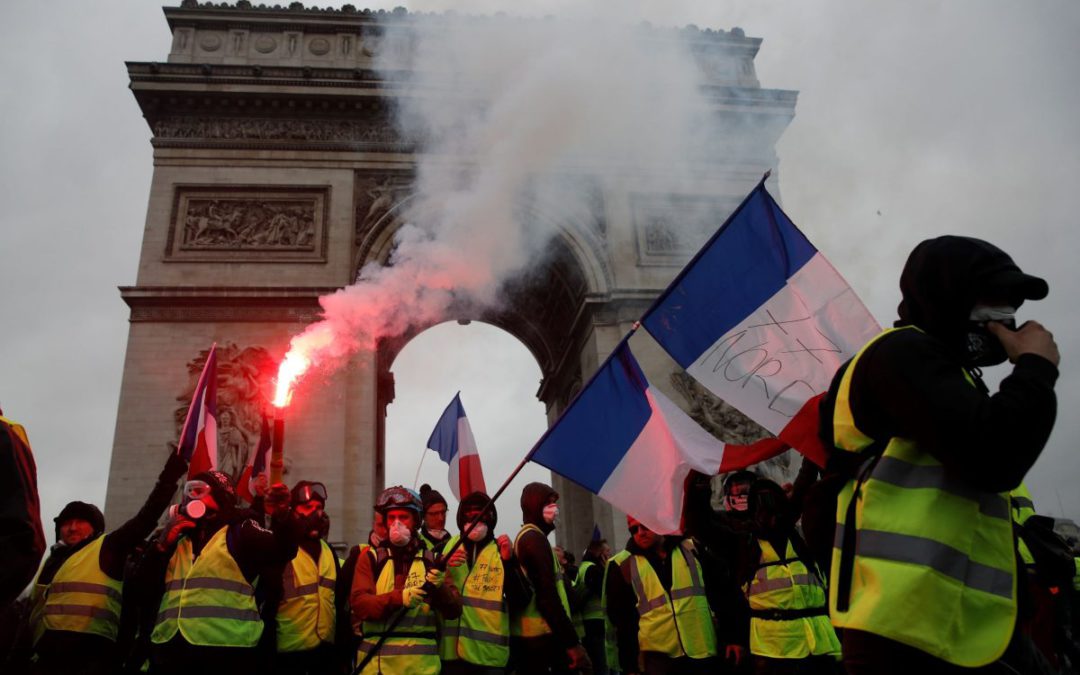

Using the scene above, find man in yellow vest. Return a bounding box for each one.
[29,449,188,675]
[821,235,1059,674]
[575,539,610,674]
[350,485,462,674]
[419,484,452,554]
[606,515,724,675]
[0,411,44,609]
[440,490,531,674]
[735,478,840,673]
[511,482,590,674]
[147,470,297,675]
[266,481,346,674]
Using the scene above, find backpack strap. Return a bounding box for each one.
[834,437,888,612]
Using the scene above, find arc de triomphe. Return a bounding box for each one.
[104,1,796,557]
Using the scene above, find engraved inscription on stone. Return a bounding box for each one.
[167,186,329,262]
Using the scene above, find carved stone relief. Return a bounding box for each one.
[174,343,289,486]
[353,172,414,246]
[631,194,739,266]
[166,186,329,262]
[151,116,402,146]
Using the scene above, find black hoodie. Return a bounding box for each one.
[514,482,579,650]
[821,235,1058,493]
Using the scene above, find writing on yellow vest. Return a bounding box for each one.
[151,526,263,647]
[357,550,439,675]
[277,540,337,653]
[511,524,572,638]
[743,538,840,659]
[34,536,122,643]
[439,536,511,667]
[622,540,717,659]
[829,326,1017,668]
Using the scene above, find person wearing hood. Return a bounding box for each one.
[419,484,452,554]
[350,485,462,675]
[145,470,298,675]
[511,482,590,674]
[733,479,840,674]
[263,481,346,674]
[439,490,531,674]
[27,449,188,675]
[821,236,1059,674]
[606,514,738,675]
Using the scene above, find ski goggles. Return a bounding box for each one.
[294,482,328,505]
[183,480,212,500]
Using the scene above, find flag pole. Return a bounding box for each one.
[412,448,428,491]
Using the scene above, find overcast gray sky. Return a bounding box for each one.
[2,1,1078,542]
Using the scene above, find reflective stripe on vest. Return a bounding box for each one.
[743,539,840,659]
[603,550,632,668]
[439,538,510,667]
[622,541,717,659]
[511,524,572,638]
[829,326,1017,668]
[358,552,438,675]
[151,526,263,647]
[37,536,122,642]
[277,540,337,653]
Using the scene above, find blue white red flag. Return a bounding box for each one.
[177,344,219,478]
[237,413,271,504]
[641,182,880,466]
[531,342,738,534]
[427,393,487,500]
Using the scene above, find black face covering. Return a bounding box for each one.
[964,323,1010,367]
[292,510,324,539]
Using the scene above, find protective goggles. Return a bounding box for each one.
[295,482,328,505]
[376,486,422,513]
[183,480,212,500]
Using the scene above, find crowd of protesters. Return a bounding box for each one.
[2,235,1080,674]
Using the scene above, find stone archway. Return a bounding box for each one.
[104,2,796,553]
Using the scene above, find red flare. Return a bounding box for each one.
[274,351,309,408]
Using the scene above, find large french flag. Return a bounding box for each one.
[177,344,219,479]
[641,181,879,465]
[427,393,487,500]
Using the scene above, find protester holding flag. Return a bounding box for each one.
[511,482,590,674]
[27,448,188,675]
[350,485,461,675]
[821,236,1059,674]
[144,470,297,675]
[439,490,531,674]
[419,484,453,554]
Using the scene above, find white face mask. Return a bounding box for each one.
[466,523,489,542]
[389,520,412,547]
[427,528,447,539]
[543,504,559,525]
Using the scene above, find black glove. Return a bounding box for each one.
[161,450,190,483]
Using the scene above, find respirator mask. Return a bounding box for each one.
[542,504,559,525]
[466,522,489,542]
[389,520,412,547]
[168,480,212,521]
[965,305,1016,367]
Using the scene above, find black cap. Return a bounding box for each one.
[419,483,447,513]
[54,501,105,541]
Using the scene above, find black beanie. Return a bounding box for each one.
[54,501,105,541]
[419,483,448,514]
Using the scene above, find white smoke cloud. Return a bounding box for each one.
[281,6,742,383]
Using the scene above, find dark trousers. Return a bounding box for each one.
[842,628,1055,675]
[442,660,506,675]
[511,635,571,674]
[750,654,838,675]
[640,652,719,675]
[31,631,115,675]
[271,643,341,675]
[150,636,259,675]
[582,620,607,675]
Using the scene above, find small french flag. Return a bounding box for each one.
[427,393,487,500]
[177,344,219,478]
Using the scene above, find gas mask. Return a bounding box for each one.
[389,520,412,547]
[173,480,213,521]
[292,507,325,540]
[542,504,559,525]
[466,522,489,542]
[965,305,1016,367]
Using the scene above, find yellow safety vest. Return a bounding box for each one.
[622,540,717,660]
[603,550,632,669]
[511,524,572,638]
[743,539,840,659]
[576,561,603,622]
[277,540,337,653]
[357,550,439,675]
[439,536,511,666]
[151,526,263,647]
[34,536,122,643]
[1010,484,1037,566]
[829,326,1017,667]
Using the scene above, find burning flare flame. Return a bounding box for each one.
[273,351,310,408]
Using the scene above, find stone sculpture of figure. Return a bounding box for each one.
[217,409,251,484]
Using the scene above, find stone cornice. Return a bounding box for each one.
[120,285,339,322]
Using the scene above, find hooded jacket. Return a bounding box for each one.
[451,491,531,611]
[821,235,1058,494]
[514,482,579,650]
